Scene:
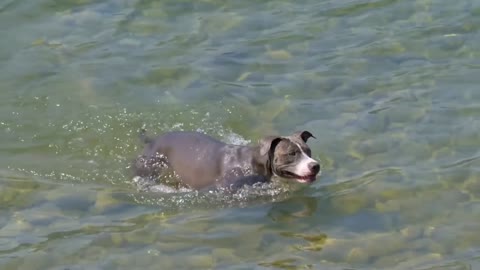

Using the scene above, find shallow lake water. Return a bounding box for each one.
[1,0,480,269]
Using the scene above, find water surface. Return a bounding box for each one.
[1,0,480,269]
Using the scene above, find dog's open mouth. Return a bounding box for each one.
[282,171,317,183]
[296,174,317,183]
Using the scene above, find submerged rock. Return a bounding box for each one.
[347,247,370,264]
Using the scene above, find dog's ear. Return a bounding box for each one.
[259,136,283,156]
[255,136,283,176]
[292,130,316,143]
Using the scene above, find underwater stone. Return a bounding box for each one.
[184,254,215,269]
[463,175,480,199]
[363,233,408,258]
[20,251,53,270]
[347,247,370,264]
[373,250,416,268]
[396,253,443,269]
[401,225,424,241]
[319,238,352,263]
[124,230,157,245]
[110,233,125,247]
[212,248,242,264]
[94,190,121,213]
[266,49,292,60]
[53,194,94,213]
[331,193,370,215]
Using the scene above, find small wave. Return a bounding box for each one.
[128,180,295,211]
[440,155,480,170]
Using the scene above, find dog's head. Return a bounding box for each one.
[256,131,321,183]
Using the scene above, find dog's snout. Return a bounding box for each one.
[309,162,320,174]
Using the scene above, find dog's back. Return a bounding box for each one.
[136,131,231,189]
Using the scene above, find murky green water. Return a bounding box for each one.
[1,0,480,269]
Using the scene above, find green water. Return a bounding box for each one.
[1,0,480,269]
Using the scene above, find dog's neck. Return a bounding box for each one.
[249,145,273,179]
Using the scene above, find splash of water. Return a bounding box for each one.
[129,180,295,211]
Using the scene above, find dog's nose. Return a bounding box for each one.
[309,162,320,174]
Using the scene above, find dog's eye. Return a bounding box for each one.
[288,151,297,157]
